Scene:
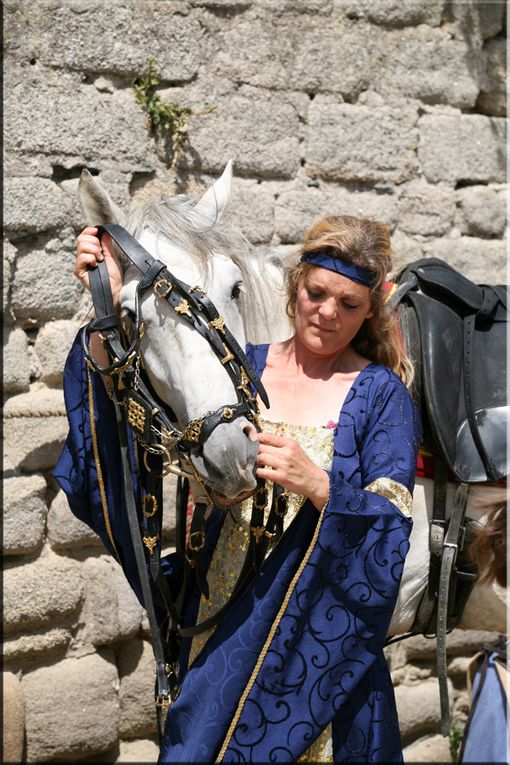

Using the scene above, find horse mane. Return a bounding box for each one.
[122,193,288,344]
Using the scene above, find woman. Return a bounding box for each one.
[56,215,422,762]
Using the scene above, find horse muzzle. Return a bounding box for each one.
[188,418,259,502]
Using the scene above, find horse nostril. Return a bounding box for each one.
[242,421,258,442]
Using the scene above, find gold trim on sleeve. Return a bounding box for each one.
[87,366,120,559]
[363,477,413,517]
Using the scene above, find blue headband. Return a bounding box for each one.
[300,251,377,288]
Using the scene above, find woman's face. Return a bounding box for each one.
[294,267,374,357]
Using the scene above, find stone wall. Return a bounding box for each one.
[3,1,506,762]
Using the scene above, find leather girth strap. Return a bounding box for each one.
[436,481,469,735]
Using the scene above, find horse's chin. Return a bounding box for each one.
[210,487,255,508]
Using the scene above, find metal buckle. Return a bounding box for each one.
[187,530,205,552]
[154,278,173,298]
[221,406,236,421]
[142,493,158,518]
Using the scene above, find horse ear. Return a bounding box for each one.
[194,159,233,224]
[78,169,125,225]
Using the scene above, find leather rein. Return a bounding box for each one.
[84,223,277,720]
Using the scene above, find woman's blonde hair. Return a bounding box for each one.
[286,215,413,386]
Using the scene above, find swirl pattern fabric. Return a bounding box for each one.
[54,336,422,763]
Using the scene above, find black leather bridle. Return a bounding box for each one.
[84,224,279,730]
[83,223,268,459]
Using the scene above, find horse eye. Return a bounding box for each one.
[231,281,243,300]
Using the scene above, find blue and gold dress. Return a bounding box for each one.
[54,338,422,763]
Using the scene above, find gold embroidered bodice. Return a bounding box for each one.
[188,418,335,666]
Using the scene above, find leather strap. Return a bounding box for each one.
[96,224,269,408]
[112,399,175,725]
[436,481,469,735]
[463,307,499,480]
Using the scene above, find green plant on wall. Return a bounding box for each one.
[134,58,213,169]
[449,719,464,763]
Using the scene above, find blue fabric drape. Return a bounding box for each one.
[54,333,422,763]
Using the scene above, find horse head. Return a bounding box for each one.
[79,162,267,505]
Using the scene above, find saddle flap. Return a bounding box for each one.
[408,289,507,483]
[415,263,483,312]
[455,405,509,482]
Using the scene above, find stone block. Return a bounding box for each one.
[4,177,68,234]
[274,182,399,244]
[335,0,443,27]
[391,629,499,665]
[48,489,104,551]
[395,678,447,743]
[115,738,160,763]
[3,387,68,472]
[478,37,506,117]
[5,2,201,82]
[376,26,480,109]
[419,113,506,185]
[403,733,452,763]
[306,99,418,184]
[5,69,150,166]
[424,237,506,285]
[3,326,30,393]
[447,655,471,679]
[3,672,25,765]
[397,180,455,237]
[11,245,82,322]
[80,556,143,646]
[33,320,81,385]
[185,89,301,179]
[191,0,252,5]
[3,238,17,325]
[258,0,331,9]
[455,185,506,238]
[22,651,119,762]
[449,0,505,42]
[231,178,276,244]
[3,474,47,556]
[4,551,83,635]
[3,627,71,666]
[214,15,374,100]
[390,230,425,275]
[4,414,68,473]
[118,639,158,738]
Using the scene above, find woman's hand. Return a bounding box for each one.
[256,432,330,512]
[74,226,123,308]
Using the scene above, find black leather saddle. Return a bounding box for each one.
[393,257,507,483]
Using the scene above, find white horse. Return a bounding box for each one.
[79,161,289,506]
[79,162,506,638]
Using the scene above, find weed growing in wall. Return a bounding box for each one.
[134,58,213,169]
